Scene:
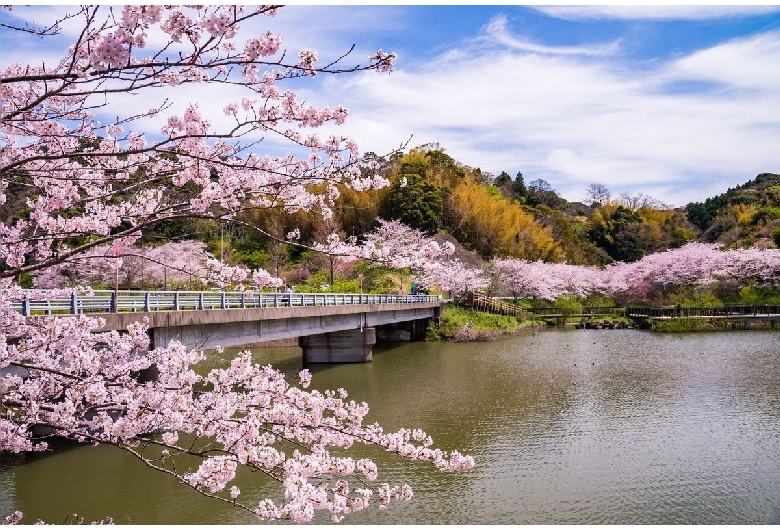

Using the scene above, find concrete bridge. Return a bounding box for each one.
[13,290,444,363]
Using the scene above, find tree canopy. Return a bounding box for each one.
[0,6,473,525]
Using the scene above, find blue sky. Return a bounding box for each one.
[265,5,780,207]
[4,5,780,208]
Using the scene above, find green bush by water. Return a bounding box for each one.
[653,318,732,332]
[428,304,541,341]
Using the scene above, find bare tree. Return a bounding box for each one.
[619,191,667,211]
[585,182,611,207]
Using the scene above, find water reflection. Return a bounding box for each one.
[2,330,780,524]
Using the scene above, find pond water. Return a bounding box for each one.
[3,329,780,524]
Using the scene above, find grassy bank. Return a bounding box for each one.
[428,304,543,341]
[652,317,777,332]
[653,318,734,332]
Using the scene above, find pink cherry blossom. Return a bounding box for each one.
[1,6,469,525]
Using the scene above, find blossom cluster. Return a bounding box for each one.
[1,322,474,522]
[0,5,396,280]
[312,219,488,297]
[491,242,780,302]
[0,6,478,526]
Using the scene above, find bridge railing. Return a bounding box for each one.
[10,290,442,316]
[627,305,780,319]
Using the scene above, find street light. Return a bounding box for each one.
[112,246,121,291]
[112,246,121,312]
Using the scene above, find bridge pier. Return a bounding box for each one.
[376,319,431,342]
[299,327,376,363]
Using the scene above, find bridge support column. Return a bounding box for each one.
[299,327,375,363]
[376,319,430,342]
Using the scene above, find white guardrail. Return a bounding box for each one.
[10,290,442,316]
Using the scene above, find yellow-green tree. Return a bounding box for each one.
[446,181,563,260]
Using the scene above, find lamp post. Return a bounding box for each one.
[112,246,121,312]
[112,246,121,292]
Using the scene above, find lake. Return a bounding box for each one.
[2,329,780,524]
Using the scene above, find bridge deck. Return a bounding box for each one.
[8,290,444,350]
[11,289,441,316]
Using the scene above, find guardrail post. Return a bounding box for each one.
[144,292,150,312]
[174,292,180,311]
[221,292,226,310]
[71,293,77,315]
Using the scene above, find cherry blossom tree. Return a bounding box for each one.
[357,220,489,298]
[418,258,490,299]
[32,240,214,290]
[491,243,775,304]
[491,258,606,301]
[313,219,465,294]
[716,246,780,288]
[1,6,474,525]
[204,257,285,290]
[597,242,780,303]
[359,219,454,271]
[0,5,396,282]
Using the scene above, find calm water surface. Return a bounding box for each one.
[2,329,780,524]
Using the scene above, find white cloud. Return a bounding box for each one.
[3,5,779,208]
[533,5,780,21]
[665,32,780,91]
[481,14,622,57]
[324,22,780,207]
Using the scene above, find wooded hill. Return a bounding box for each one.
[685,172,780,248]
[25,144,770,288]
[153,146,777,282]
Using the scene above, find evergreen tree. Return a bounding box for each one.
[381,174,444,234]
[512,172,527,200]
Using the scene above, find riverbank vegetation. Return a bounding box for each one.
[652,318,733,332]
[427,304,544,341]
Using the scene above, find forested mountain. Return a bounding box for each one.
[325,145,701,266]
[685,173,780,248]
[208,146,776,277]
[12,143,770,288]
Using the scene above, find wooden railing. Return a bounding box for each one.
[460,292,531,318]
[627,305,780,319]
[9,289,442,316]
[528,306,625,318]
